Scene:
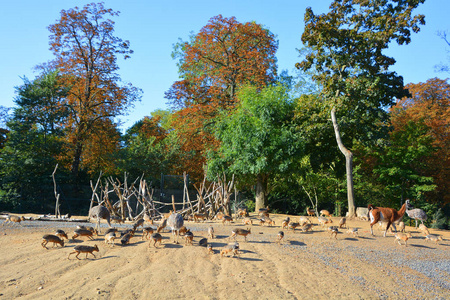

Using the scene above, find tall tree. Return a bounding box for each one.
[207,85,302,212]
[166,15,278,180]
[0,106,10,149]
[46,2,141,179]
[297,0,425,217]
[390,78,450,205]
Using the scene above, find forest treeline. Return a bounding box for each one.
[0,2,448,227]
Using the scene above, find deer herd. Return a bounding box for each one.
[0,200,446,261]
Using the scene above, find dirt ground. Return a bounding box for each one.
[0,213,449,300]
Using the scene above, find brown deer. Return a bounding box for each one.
[368,202,407,237]
[41,234,65,249]
[68,245,99,260]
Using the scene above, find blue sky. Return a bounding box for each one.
[0,0,448,131]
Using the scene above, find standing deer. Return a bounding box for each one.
[368,202,407,237]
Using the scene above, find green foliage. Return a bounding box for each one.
[431,208,448,229]
[207,84,303,180]
[374,119,436,202]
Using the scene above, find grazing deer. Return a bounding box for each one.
[132,219,145,231]
[55,229,68,240]
[318,216,333,227]
[288,222,300,232]
[301,223,313,232]
[368,202,407,237]
[298,216,311,226]
[277,231,284,244]
[221,242,239,257]
[41,234,64,249]
[120,233,133,245]
[320,210,332,218]
[68,245,99,260]
[259,217,275,226]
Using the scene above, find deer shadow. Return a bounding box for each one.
[289,240,306,246]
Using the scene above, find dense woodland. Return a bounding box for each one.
[0,1,448,227]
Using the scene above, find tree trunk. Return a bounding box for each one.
[71,142,83,179]
[331,108,356,218]
[255,174,268,212]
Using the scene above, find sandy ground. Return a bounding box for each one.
[0,213,449,300]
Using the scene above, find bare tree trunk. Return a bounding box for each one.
[255,174,268,212]
[331,108,355,218]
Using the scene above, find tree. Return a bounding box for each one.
[166,15,278,180]
[297,0,426,217]
[0,106,10,149]
[390,78,450,205]
[0,73,67,211]
[207,85,303,212]
[46,2,141,179]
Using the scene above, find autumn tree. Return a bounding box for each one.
[390,78,450,205]
[297,0,426,217]
[166,15,278,180]
[46,2,141,180]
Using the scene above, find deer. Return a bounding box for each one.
[68,245,99,260]
[193,213,207,223]
[41,234,65,249]
[149,233,163,248]
[394,232,412,246]
[222,215,233,225]
[277,231,284,244]
[2,215,25,226]
[338,217,347,229]
[242,217,253,226]
[55,229,68,240]
[104,232,116,246]
[424,235,443,245]
[221,242,239,257]
[208,225,215,239]
[229,228,251,242]
[306,207,315,217]
[368,202,407,237]
[320,210,332,218]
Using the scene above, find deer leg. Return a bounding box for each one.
[384,222,392,237]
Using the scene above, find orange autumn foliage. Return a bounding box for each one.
[391,78,450,204]
[166,15,278,180]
